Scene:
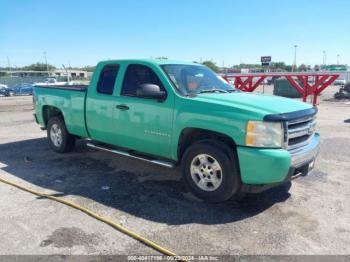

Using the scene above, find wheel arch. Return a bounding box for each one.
[177,128,239,163]
[42,105,65,127]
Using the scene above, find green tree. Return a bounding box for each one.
[202,61,219,72]
[270,62,286,71]
[22,62,56,71]
[285,65,293,72]
[298,64,307,72]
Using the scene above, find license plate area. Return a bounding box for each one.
[292,159,315,180]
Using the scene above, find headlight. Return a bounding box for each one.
[245,120,284,148]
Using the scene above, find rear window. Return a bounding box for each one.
[97,65,119,95]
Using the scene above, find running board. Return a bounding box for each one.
[291,171,304,180]
[86,142,175,168]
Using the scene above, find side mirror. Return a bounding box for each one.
[137,83,166,101]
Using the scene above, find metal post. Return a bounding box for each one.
[322,51,325,70]
[43,51,48,75]
[7,56,12,77]
[293,45,297,72]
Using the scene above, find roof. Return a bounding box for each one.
[98,59,200,66]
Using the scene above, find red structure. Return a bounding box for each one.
[222,72,340,105]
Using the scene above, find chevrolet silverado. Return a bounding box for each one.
[33,59,320,202]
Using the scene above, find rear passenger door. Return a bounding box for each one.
[113,63,174,158]
[86,64,122,145]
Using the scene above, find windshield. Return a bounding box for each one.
[161,64,235,95]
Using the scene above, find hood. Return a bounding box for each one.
[194,92,312,116]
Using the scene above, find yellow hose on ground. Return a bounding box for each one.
[0,177,179,258]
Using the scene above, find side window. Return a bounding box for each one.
[121,64,165,97]
[97,64,119,95]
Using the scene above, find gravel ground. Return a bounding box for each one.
[0,87,349,258]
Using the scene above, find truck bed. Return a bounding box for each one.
[34,85,88,138]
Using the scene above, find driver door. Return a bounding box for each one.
[112,63,174,158]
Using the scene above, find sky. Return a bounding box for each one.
[1,0,349,68]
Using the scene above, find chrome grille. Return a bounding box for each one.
[286,115,316,150]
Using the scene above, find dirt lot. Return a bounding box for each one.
[0,87,350,257]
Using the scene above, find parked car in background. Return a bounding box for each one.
[264,77,273,85]
[0,86,9,96]
[334,78,347,85]
[0,84,15,96]
[34,76,77,86]
[11,83,34,96]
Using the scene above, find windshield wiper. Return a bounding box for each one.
[198,89,228,94]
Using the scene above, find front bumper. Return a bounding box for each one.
[238,133,320,193]
[290,133,320,168]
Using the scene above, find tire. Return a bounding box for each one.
[181,140,241,202]
[47,116,75,153]
[344,83,350,93]
[334,93,341,99]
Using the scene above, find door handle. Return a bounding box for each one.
[116,104,129,110]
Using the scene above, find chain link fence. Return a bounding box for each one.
[0,76,44,98]
[0,75,90,98]
[0,76,47,87]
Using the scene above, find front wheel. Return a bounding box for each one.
[181,141,241,202]
[47,117,75,153]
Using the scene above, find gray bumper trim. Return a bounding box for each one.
[289,133,320,168]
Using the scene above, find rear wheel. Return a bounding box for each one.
[47,117,75,153]
[181,140,241,202]
[334,92,343,99]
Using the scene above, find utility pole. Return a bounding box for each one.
[43,51,49,75]
[293,45,297,72]
[322,51,325,66]
[7,56,12,76]
[323,51,327,70]
[337,54,340,65]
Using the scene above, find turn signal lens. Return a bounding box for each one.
[245,133,255,145]
[246,121,255,133]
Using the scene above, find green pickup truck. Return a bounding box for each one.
[34,59,320,202]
